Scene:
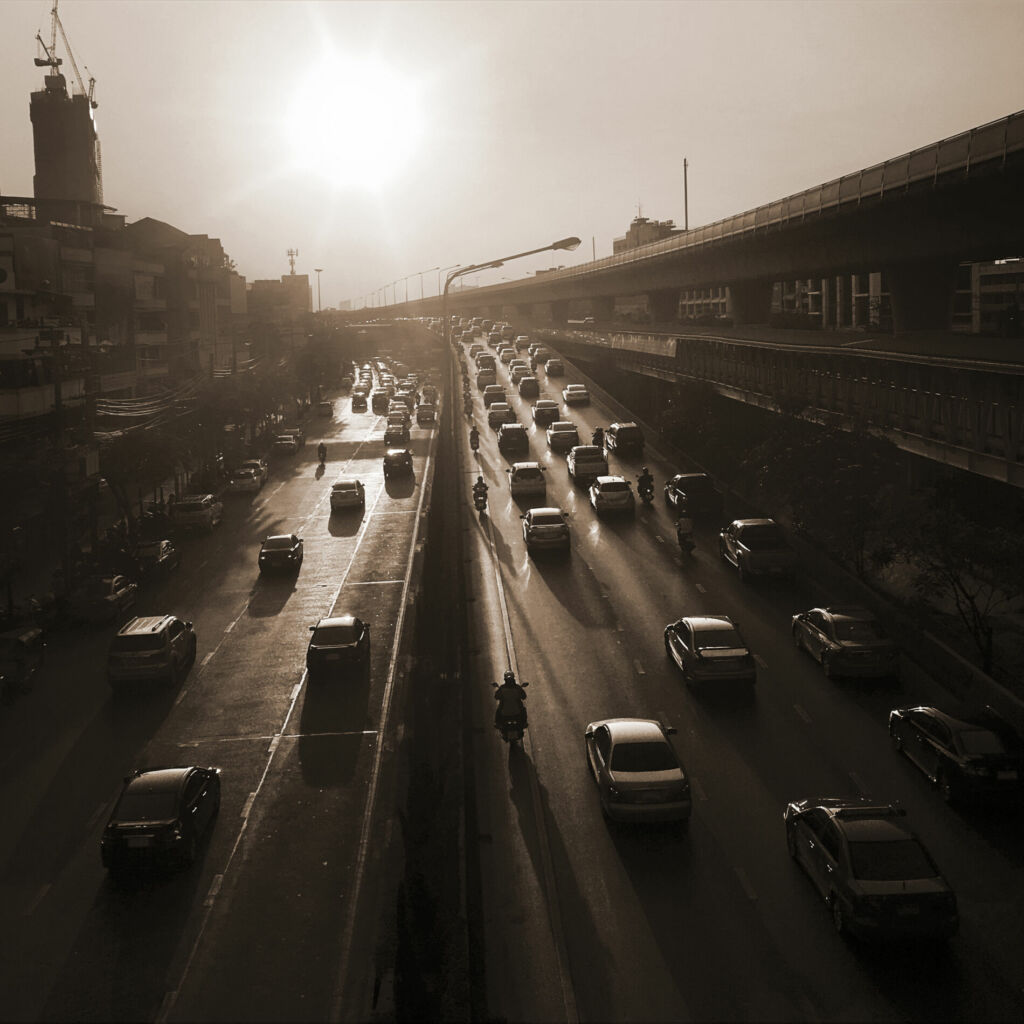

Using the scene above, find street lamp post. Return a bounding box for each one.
[314,268,323,312]
[417,265,439,301]
[442,236,581,350]
[438,264,459,299]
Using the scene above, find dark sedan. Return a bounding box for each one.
[258,534,304,573]
[664,472,723,517]
[101,766,221,872]
[307,615,371,680]
[664,615,757,687]
[889,706,1023,803]
[136,539,181,577]
[792,605,900,680]
[383,448,414,479]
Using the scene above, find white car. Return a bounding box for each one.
[173,494,224,531]
[589,475,636,516]
[240,459,269,486]
[273,434,299,454]
[508,462,546,497]
[521,507,570,552]
[330,478,366,511]
[499,347,516,364]
[563,384,590,405]
[227,467,261,494]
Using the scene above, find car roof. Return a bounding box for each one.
[512,461,542,470]
[571,446,603,456]
[549,421,576,430]
[333,477,362,486]
[263,534,296,542]
[384,447,412,456]
[528,506,563,517]
[117,615,175,635]
[125,767,193,794]
[732,517,777,528]
[681,615,735,631]
[316,614,361,628]
[535,399,558,406]
[594,475,627,485]
[500,423,525,432]
[821,605,877,622]
[177,494,211,504]
[897,705,992,735]
[592,718,670,744]
[610,421,639,429]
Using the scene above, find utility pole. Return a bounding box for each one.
[314,268,323,312]
[684,158,689,231]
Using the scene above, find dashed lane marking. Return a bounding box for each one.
[633,658,646,676]
[201,652,214,667]
[241,792,256,818]
[695,582,706,593]
[754,654,767,669]
[224,620,235,633]
[24,882,51,916]
[793,703,812,724]
[204,874,223,907]
[734,866,758,901]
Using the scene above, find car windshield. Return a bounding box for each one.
[600,481,630,492]
[115,789,178,822]
[551,423,575,433]
[616,427,642,440]
[313,624,360,645]
[532,513,564,527]
[693,624,745,649]
[957,728,1009,755]
[515,468,542,480]
[610,740,678,773]
[111,633,165,652]
[741,524,785,549]
[263,537,294,550]
[848,838,937,880]
[834,619,887,641]
[575,448,603,460]
[333,482,359,493]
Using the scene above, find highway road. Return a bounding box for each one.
[457,329,1024,1023]
[0,384,436,1022]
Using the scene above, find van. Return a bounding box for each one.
[605,422,645,458]
[108,615,196,689]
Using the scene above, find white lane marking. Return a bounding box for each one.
[173,688,189,707]
[734,866,758,902]
[203,874,223,907]
[201,652,214,667]
[848,771,869,796]
[290,683,302,701]
[224,620,235,633]
[347,579,405,586]
[793,703,812,724]
[633,659,646,676]
[24,883,51,916]
[695,582,706,593]
[655,534,665,544]
[241,792,256,819]
[691,776,707,801]
[753,653,767,669]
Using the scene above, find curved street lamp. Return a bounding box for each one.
[442,236,580,348]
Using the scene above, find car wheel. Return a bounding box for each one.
[830,894,846,935]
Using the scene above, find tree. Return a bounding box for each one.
[99,427,182,523]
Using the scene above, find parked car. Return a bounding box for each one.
[508,462,546,497]
[307,615,370,680]
[888,706,1024,803]
[585,718,692,824]
[107,614,196,688]
[792,606,900,680]
[532,399,561,427]
[719,518,796,581]
[383,448,414,479]
[282,425,305,447]
[546,421,580,453]
[563,384,590,405]
[258,534,304,574]
[664,615,757,687]
[173,494,224,532]
[567,445,608,485]
[664,472,722,517]
[589,475,636,516]
[521,507,570,553]
[135,539,181,577]
[69,574,139,623]
[101,766,221,872]
[330,478,366,511]
[604,421,645,458]
[273,434,300,454]
[226,467,262,494]
[497,423,530,456]
[318,401,333,417]
[783,798,958,940]
[240,459,269,486]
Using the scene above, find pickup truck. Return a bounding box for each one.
[718,518,797,582]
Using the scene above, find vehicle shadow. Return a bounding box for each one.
[246,574,298,618]
[384,475,416,499]
[327,510,364,537]
[297,664,373,787]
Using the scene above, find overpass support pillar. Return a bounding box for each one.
[886,261,958,332]
[516,303,533,318]
[647,288,680,324]
[730,279,773,325]
[592,295,615,322]
[550,300,569,325]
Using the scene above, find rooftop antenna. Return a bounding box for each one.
[287,248,299,275]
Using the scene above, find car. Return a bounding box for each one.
[340,375,354,390]
[482,385,507,408]
[258,534,304,573]
[521,506,570,552]
[664,615,757,687]
[604,421,645,458]
[384,423,411,445]
[589,475,636,516]
[475,352,496,371]
[421,384,438,404]
[499,347,516,364]
[664,472,723,517]
[136,539,181,577]
[792,606,900,680]
[497,423,530,455]
[719,518,797,581]
[273,434,300,454]
[283,425,306,447]
[172,494,223,531]
[371,391,391,413]
[501,324,516,342]
[330,478,366,512]
[544,358,565,376]
[416,404,436,426]
[383,448,414,478]
[888,706,1024,803]
[563,384,590,405]
[584,718,692,824]
[509,364,531,386]
[101,766,221,872]
[487,402,516,429]
[508,462,546,497]
[226,466,262,494]
[517,376,540,398]
[395,389,417,410]
[532,400,560,427]
[546,421,580,453]
[318,400,333,417]
[240,459,269,485]
[107,615,197,688]
[468,344,484,359]
[476,368,497,388]
[306,615,371,680]
[69,574,139,623]
[783,798,958,940]
[567,445,608,485]
[351,393,368,412]
[388,403,411,423]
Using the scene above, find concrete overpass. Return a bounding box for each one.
[399,109,1024,332]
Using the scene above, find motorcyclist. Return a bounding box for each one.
[637,466,654,496]
[493,669,527,733]
[472,475,488,506]
[317,441,327,463]
[676,513,695,551]
[469,425,480,451]
[591,426,604,447]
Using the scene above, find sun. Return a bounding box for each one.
[283,55,424,191]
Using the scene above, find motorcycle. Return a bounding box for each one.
[638,478,654,505]
[677,528,696,555]
[473,489,488,513]
[591,428,604,448]
[492,680,529,743]
[469,429,480,453]
[317,446,327,466]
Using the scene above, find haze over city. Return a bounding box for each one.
[4,0,1023,308]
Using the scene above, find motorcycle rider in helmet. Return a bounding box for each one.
[317,441,327,463]
[676,511,695,551]
[472,475,488,503]
[469,425,480,451]
[637,465,654,496]
[494,669,527,733]
[591,426,604,448]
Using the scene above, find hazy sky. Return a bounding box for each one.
[4,1,1023,309]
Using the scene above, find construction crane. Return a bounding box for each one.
[34,0,97,109]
